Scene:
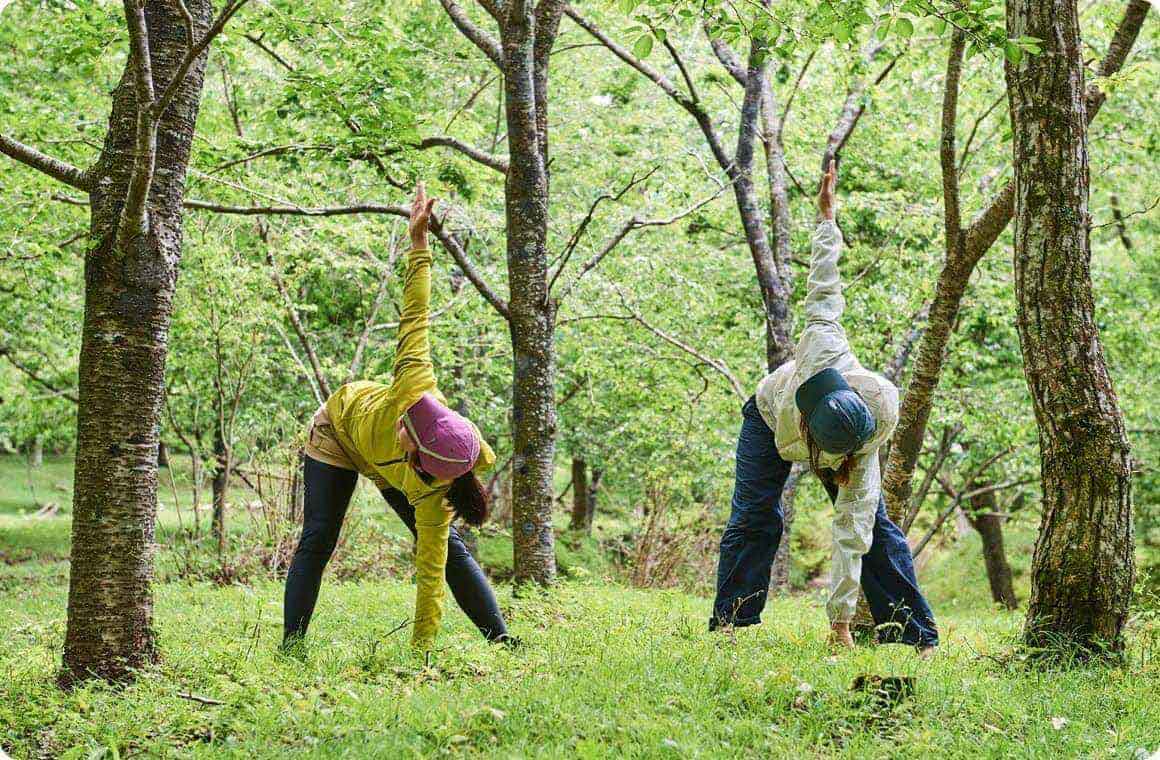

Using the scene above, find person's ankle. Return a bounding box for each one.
[494,633,521,650]
[279,634,308,660]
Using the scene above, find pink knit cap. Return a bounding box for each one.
[401,392,481,481]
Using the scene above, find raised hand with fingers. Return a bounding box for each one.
[409,181,438,249]
[817,163,838,222]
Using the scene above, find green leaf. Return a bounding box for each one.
[633,34,653,59]
[1004,40,1023,65]
[896,17,914,38]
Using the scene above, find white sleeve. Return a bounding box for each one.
[826,451,880,623]
[795,220,852,379]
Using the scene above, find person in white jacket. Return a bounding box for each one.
[709,165,938,652]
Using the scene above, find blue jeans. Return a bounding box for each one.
[710,397,938,647]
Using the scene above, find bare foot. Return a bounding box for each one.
[917,645,937,660]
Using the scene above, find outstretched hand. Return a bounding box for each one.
[409,182,438,249]
[817,164,837,222]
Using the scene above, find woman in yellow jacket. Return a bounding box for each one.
[283,184,509,652]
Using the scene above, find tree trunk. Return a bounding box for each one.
[735,41,793,371]
[62,0,213,684]
[502,2,557,585]
[965,488,1017,610]
[570,457,589,532]
[882,0,1150,528]
[156,439,169,468]
[1006,0,1134,655]
[29,435,44,468]
[211,417,227,551]
[587,467,602,529]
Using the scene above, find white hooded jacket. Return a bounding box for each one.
[754,220,900,623]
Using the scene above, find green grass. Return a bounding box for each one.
[2,455,1158,758]
[2,580,1158,758]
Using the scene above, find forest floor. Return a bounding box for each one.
[2,457,1158,758]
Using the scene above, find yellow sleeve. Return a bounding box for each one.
[411,491,452,650]
[392,247,438,397]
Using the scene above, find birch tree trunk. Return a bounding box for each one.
[1006,0,1134,655]
[62,0,213,683]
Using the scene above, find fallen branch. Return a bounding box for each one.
[177,692,225,706]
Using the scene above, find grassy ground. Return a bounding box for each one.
[1,456,1158,758]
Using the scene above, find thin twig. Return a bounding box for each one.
[177,692,225,706]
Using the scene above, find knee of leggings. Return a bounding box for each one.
[295,529,339,563]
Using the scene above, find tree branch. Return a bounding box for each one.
[411,136,508,173]
[348,235,404,381]
[263,240,333,400]
[914,475,1033,557]
[0,133,92,190]
[1088,0,1151,114]
[244,33,295,72]
[554,185,725,303]
[178,197,512,321]
[940,30,966,241]
[704,26,746,86]
[904,422,963,532]
[547,166,659,292]
[439,0,504,68]
[567,9,734,173]
[182,199,404,216]
[117,0,158,251]
[0,346,78,403]
[779,50,816,145]
[883,302,931,385]
[429,216,510,320]
[821,39,900,173]
[957,92,1004,173]
[615,287,745,400]
[153,0,253,120]
[662,35,700,103]
[964,0,1150,256]
[208,143,335,174]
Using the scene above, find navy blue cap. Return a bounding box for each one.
[795,368,876,455]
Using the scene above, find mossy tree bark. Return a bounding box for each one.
[881,0,1150,527]
[1006,0,1135,655]
[57,0,225,683]
[437,0,566,584]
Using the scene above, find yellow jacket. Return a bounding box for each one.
[325,246,495,650]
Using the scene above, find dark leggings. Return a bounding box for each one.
[283,455,508,644]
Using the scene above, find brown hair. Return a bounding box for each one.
[800,416,856,487]
[448,471,490,527]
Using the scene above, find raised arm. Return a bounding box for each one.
[392,184,439,395]
[795,166,852,378]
